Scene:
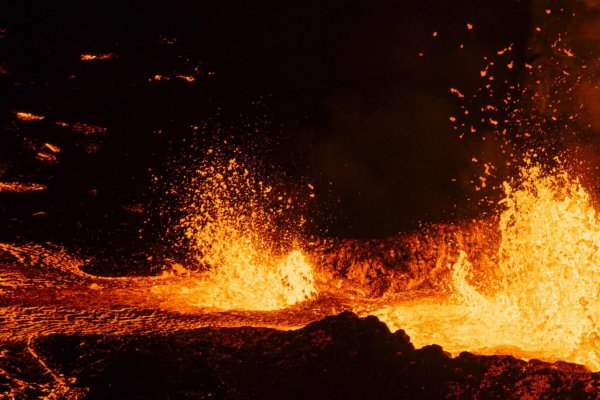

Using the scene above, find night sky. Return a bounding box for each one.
[0,0,531,269]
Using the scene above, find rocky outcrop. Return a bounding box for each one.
[308,219,499,297]
[9,312,596,399]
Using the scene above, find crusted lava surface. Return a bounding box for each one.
[2,312,598,399]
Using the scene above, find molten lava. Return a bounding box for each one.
[153,148,600,369]
[153,150,318,311]
[371,161,600,370]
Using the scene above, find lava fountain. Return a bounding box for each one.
[152,143,600,370]
[370,159,600,370]
[152,148,318,311]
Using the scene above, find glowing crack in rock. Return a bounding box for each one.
[0,182,47,192]
[80,53,115,61]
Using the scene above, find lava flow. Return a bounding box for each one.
[5,148,600,374]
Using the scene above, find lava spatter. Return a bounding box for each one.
[155,146,318,311]
[451,162,600,369]
[370,161,600,370]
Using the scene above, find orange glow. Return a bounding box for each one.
[497,44,513,55]
[16,112,44,121]
[71,123,107,135]
[55,121,107,135]
[156,249,317,311]
[5,151,600,372]
[450,87,465,98]
[44,143,61,153]
[0,182,46,192]
[4,7,598,381]
[80,53,115,61]
[369,162,600,370]
[153,151,318,311]
[175,74,196,83]
[35,153,57,163]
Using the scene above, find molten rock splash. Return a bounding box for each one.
[374,162,600,370]
[451,163,600,369]
[163,149,317,311]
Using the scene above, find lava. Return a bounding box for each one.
[4,2,600,398]
[0,182,46,193]
[369,161,600,370]
[153,149,318,311]
[80,53,115,61]
[3,156,600,398]
[15,112,45,121]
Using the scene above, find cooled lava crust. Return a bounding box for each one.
[2,312,598,399]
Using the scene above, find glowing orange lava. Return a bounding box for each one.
[80,53,115,61]
[15,112,44,121]
[370,162,600,370]
[153,150,318,311]
[0,182,46,192]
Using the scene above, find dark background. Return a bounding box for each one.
[0,0,531,270]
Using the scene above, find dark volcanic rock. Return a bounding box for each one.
[24,312,600,399]
[309,219,499,297]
